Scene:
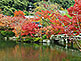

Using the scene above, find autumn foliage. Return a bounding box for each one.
[0,0,81,39]
[14,10,25,17]
[34,0,81,37]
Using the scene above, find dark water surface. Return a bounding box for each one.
[0,41,81,61]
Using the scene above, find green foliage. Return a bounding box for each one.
[0,0,29,16]
[25,38,33,41]
[34,37,42,42]
[23,37,42,42]
[50,0,75,9]
[0,31,15,37]
[0,26,14,30]
[42,34,47,39]
[1,31,7,36]
[23,11,29,16]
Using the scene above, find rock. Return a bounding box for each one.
[25,16,34,18]
[43,39,50,43]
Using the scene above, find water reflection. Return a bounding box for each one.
[0,41,81,61]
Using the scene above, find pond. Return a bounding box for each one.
[0,41,81,61]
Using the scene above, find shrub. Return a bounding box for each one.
[0,31,15,37]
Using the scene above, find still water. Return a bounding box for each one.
[0,41,81,61]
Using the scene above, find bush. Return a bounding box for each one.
[0,31,15,37]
